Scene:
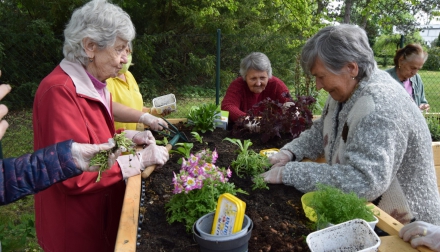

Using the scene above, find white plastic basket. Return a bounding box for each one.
[152,94,176,114]
[306,219,380,252]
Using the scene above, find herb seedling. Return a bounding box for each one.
[223,137,271,190]
[90,132,136,182]
[191,131,203,143]
[310,184,376,229]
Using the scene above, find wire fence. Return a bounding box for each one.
[1,31,440,158]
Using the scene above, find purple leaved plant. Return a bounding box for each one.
[232,92,316,143]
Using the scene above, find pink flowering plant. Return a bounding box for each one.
[165,148,247,232]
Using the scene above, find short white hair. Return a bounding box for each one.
[63,0,135,66]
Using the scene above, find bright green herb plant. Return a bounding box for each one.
[309,184,377,229]
[191,131,203,143]
[187,103,221,133]
[165,148,247,232]
[223,137,271,190]
[90,131,136,182]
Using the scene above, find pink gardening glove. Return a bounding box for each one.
[139,113,167,131]
[123,130,156,146]
[71,139,121,172]
[137,144,169,169]
[269,150,294,167]
[399,221,440,251]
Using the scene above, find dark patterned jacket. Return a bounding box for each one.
[0,139,81,205]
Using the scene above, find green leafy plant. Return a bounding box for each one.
[90,131,136,182]
[165,148,247,232]
[309,184,376,229]
[425,113,440,141]
[187,103,221,133]
[191,131,203,143]
[223,137,271,190]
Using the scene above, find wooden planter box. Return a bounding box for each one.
[114,124,440,252]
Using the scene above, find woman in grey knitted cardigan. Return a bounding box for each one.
[260,24,440,225]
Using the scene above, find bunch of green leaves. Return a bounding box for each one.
[309,184,376,229]
[425,114,440,141]
[90,131,136,182]
[169,142,194,164]
[187,103,221,133]
[165,148,247,232]
[223,137,271,190]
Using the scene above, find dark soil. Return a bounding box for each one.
[138,125,313,252]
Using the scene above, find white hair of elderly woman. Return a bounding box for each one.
[62,0,136,66]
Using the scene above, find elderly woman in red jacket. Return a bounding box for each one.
[32,0,169,251]
[221,52,290,123]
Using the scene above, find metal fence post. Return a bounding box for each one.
[216,29,221,106]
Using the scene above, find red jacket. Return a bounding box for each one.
[221,76,289,122]
[33,59,125,252]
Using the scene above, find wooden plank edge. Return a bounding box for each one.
[369,204,433,252]
[115,174,141,252]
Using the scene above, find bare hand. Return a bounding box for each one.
[419,104,430,111]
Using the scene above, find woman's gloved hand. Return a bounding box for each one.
[137,144,169,169]
[123,130,156,146]
[139,113,167,131]
[399,221,440,251]
[259,165,285,184]
[269,150,294,167]
[71,139,121,172]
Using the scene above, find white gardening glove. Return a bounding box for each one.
[139,113,167,131]
[259,165,285,184]
[71,139,121,172]
[137,144,169,169]
[399,221,440,251]
[269,150,294,167]
[123,130,156,146]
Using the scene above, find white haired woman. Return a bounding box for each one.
[260,24,440,227]
[32,0,169,251]
[221,52,290,123]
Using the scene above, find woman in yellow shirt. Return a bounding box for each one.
[106,44,144,130]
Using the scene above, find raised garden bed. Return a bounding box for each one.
[115,123,440,252]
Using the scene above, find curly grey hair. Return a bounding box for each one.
[63,0,135,66]
[301,24,376,81]
[239,52,272,79]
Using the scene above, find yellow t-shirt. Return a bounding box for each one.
[106,71,143,130]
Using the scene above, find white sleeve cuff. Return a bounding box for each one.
[117,153,141,179]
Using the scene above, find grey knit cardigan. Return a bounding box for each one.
[281,68,440,225]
